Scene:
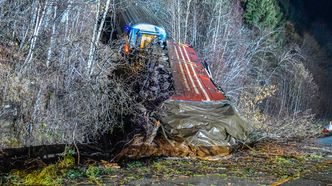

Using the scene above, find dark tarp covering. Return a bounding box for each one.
[115,99,250,160]
[160,100,250,147]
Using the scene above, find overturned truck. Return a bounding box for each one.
[117,43,250,159]
[115,4,250,159]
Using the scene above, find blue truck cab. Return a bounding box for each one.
[125,23,167,49]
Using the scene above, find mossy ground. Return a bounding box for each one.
[1,140,331,185]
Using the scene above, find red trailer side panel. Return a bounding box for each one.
[167,41,226,102]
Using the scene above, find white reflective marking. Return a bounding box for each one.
[177,45,200,95]
[173,45,190,91]
[182,45,211,101]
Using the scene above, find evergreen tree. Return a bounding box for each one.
[243,0,283,30]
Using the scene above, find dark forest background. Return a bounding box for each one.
[283,0,332,117]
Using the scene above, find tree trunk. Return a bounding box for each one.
[46,4,57,67]
[24,0,48,68]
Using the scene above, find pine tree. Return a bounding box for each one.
[243,0,283,30]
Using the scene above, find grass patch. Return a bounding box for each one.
[127,161,144,169]
[5,147,77,185]
[66,168,84,180]
[85,165,103,185]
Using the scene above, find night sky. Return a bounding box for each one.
[301,0,332,27]
[288,0,332,51]
[288,0,332,27]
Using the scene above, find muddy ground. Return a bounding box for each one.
[1,139,331,185]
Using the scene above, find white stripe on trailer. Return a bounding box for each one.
[177,45,200,95]
[182,45,211,101]
[173,45,190,91]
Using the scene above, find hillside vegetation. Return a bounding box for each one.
[0,0,328,149]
